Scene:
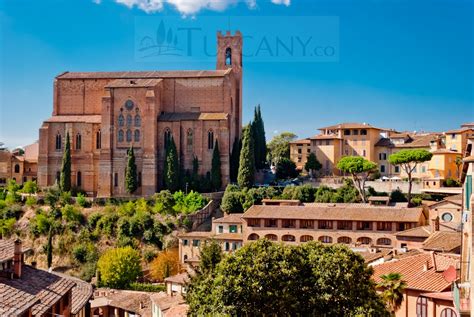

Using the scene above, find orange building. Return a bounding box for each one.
[0,141,38,186]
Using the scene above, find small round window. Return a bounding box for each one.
[125,100,134,110]
[441,212,453,222]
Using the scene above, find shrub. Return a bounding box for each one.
[152,190,175,215]
[97,246,142,289]
[72,244,88,263]
[173,191,207,215]
[25,196,37,207]
[221,191,244,213]
[0,218,16,238]
[61,204,84,224]
[44,186,61,207]
[22,181,38,194]
[390,189,407,202]
[128,282,166,292]
[444,178,461,187]
[87,212,102,230]
[59,191,72,207]
[76,193,88,207]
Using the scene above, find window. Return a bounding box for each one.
[164,128,172,147]
[118,130,124,142]
[55,133,62,150]
[126,115,132,127]
[421,166,426,173]
[247,219,260,227]
[282,234,296,242]
[134,130,140,142]
[357,221,373,230]
[126,129,132,142]
[248,233,259,240]
[318,220,333,229]
[298,148,302,154]
[441,212,453,222]
[14,164,20,173]
[361,129,367,135]
[125,99,134,110]
[297,157,302,163]
[344,129,351,136]
[337,236,352,244]
[208,130,214,150]
[362,150,366,157]
[394,166,400,173]
[56,171,60,183]
[96,130,101,149]
[377,238,392,246]
[77,171,82,187]
[325,140,330,146]
[192,239,200,247]
[300,220,314,229]
[300,235,313,242]
[352,129,359,135]
[416,296,428,317]
[218,225,223,233]
[451,133,456,140]
[440,308,457,317]
[282,219,296,228]
[225,47,232,65]
[379,153,387,160]
[134,114,141,127]
[265,219,278,228]
[187,129,193,150]
[357,237,372,245]
[307,148,311,153]
[229,225,238,233]
[318,236,332,243]
[183,239,188,246]
[377,222,392,231]
[225,242,230,251]
[380,165,385,173]
[337,221,352,230]
[75,133,81,150]
[265,234,278,241]
[118,114,124,127]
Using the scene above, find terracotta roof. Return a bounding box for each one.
[52,272,93,315]
[150,292,186,313]
[178,231,243,241]
[358,249,391,264]
[164,273,189,285]
[105,78,162,88]
[372,252,459,292]
[422,231,461,252]
[395,134,439,148]
[213,233,243,240]
[463,155,474,163]
[290,138,311,144]
[243,204,423,222]
[213,213,244,224]
[420,291,453,301]
[395,226,432,238]
[375,138,393,147]
[444,127,473,134]
[318,122,383,130]
[431,149,460,155]
[45,115,102,124]
[309,134,342,140]
[57,69,232,79]
[158,112,228,122]
[461,122,474,128]
[177,231,213,238]
[165,304,189,317]
[91,289,152,317]
[24,142,39,163]
[0,265,76,316]
[441,194,463,206]
[0,239,32,263]
[389,133,411,139]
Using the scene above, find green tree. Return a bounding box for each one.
[337,156,377,203]
[97,246,142,289]
[186,240,388,316]
[125,147,138,194]
[377,273,407,316]
[276,157,298,179]
[252,105,267,170]
[59,132,71,192]
[221,185,244,213]
[229,137,241,183]
[22,180,38,194]
[237,125,255,189]
[211,140,222,191]
[304,152,322,178]
[267,132,297,165]
[388,149,433,206]
[46,227,53,268]
[198,239,223,274]
[164,137,179,192]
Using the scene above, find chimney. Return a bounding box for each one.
[13,239,23,278]
[423,260,430,271]
[139,301,144,309]
[434,216,440,231]
[431,251,438,272]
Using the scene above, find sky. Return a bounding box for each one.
[0,0,473,148]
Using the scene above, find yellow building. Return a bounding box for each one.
[289,138,311,170]
[444,127,473,154]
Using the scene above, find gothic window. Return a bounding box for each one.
[164,128,171,147]
[225,47,232,65]
[187,129,193,149]
[55,133,62,150]
[75,133,82,150]
[134,129,140,142]
[118,130,124,142]
[125,99,134,110]
[118,114,124,127]
[208,130,214,150]
[126,115,132,127]
[126,129,132,142]
[96,130,101,149]
[77,171,82,187]
[14,164,20,173]
[134,114,141,127]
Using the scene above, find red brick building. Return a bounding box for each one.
[38,31,243,197]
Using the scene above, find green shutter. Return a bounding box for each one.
[466,175,472,210]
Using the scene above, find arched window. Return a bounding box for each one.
[138,172,142,187]
[164,128,171,147]
[96,130,101,149]
[300,235,314,242]
[416,297,428,317]
[126,115,132,127]
[208,130,214,150]
[440,308,457,317]
[265,234,278,241]
[187,129,193,150]
[134,114,141,127]
[55,133,62,150]
[248,233,259,241]
[126,129,132,142]
[75,133,81,150]
[357,237,372,245]
[377,238,392,246]
[282,235,296,242]
[134,130,140,142]
[225,47,232,65]
[77,171,82,187]
[337,236,352,244]
[318,236,333,243]
[118,130,124,142]
[14,164,20,173]
[118,114,124,127]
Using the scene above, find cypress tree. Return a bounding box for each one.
[230,137,241,182]
[211,140,222,191]
[164,137,179,192]
[59,132,71,192]
[252,107,260,170]
[46,227,53,268]
[125,147,138,194]
[257,105,267,168]
[237,124,255,188]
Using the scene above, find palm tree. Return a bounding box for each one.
[455,156,463,180]
[377,272,407,316]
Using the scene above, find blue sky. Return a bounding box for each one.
[0,0,473,148]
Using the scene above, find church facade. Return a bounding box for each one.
[38,31,243,197]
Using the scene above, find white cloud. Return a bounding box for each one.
[271,0,290,6]
[103,0,287,15]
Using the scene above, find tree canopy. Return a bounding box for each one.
[164,137,180,192]
[337,156,377,202]
[59,132,71,192]
[229,138,241,183]
[211,140,222,191]
[97,246,142,289]
[275,157,298,179]
[304,152,322,177]
[377,272,407,315]
[150,248,180,282]
[252,105,267,170]
[186,239,389,317]
[267,132,297,165]
[237,125,255,188]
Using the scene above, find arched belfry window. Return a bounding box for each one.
[134,114,141,127]
[134,130,140,142]
[225,47,232,66]
[187,129,193,150]
[55,133,62,150]
[75,133,82,150]
[126,129,132,142]
[164,128,172,147]
[118,130,124,142]
[208,130,214,150]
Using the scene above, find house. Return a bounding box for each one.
[150,273,189,317]
[90,289,152,317]
[0,141,38,186]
